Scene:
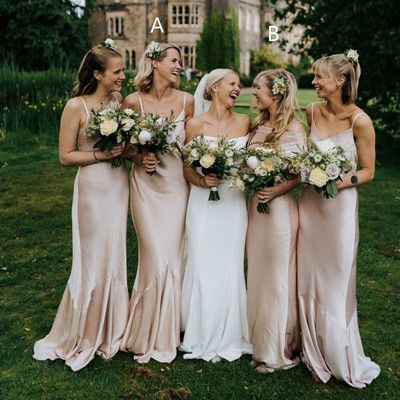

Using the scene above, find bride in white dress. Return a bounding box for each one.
[180,69,252,362]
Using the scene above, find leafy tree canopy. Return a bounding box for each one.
[0,0,95,70]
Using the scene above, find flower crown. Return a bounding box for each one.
[271,75,288,96]
[344,49,359,65]
[101,38,117,51]
[145,41,162,60]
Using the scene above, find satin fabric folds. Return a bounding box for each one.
[120,103,189,363]
[246,128,304,371]
[33,110,130,371]
[297,104,380,388]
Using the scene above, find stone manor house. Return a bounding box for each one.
[89,0,268,76]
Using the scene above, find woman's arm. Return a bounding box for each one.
[59,98,123,167]
[337,114,375,189]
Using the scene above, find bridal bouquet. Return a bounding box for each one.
[294,140,353,198]
[86,103,140,167]
[129,112,180,175]
[236,146,286,213]
[183,135,240,201]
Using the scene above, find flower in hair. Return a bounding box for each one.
[145,41,162,60]
[344,49,359,65]
[101,38,117,51]
[271,75,288,96]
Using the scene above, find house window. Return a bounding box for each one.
[107,15,124,36]
[181,45,196,69]
[124,50,136,70]
[171,3,200,27]
[131,50,136,70]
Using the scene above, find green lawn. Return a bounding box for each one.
[0,144,399,399]
[237,89,319,108]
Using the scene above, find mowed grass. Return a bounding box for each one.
[0,135,399,398]
[237,89,319,108]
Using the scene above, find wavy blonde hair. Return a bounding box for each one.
[251,69,299,145]
[312,53,361,104]
[203,69,235,101]
[134,42,182,93]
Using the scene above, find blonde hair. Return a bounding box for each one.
[134,42,182,93]
[72,45,122,97]
[203,69,235,101]
[251,69,299,145]
[312,53,361,104]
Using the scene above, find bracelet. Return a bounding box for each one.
[93,150,99,163]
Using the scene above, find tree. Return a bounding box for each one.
[197,9,240,72]
[271,0,400,162]
[0,0,96,70]
[250,45,287,78]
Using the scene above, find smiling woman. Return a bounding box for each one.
[33,39,130,371]
[120,41,194,364]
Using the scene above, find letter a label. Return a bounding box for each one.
[151,17,164,33]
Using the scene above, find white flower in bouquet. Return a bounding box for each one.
[226,157,234,167]
[313,153,322,162]
[246,155,260,170]
[100,117,119,136]
[138,129,152,144]
[121,117,135,131]
[208,141,218,150]
[124,108,134,116]
[200,153,216,168]
[190,149,200,160]
[225,149,234,157]
[309,167,328,187]
[155,117,166,126]
[300,167,310,182]
[254,166,268,176]
[326,163,341,179]
[316,138,336,153]
[236,177,246,192]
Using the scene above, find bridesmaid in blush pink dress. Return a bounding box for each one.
[298,51,380,387]
[246,69,305,374]
[120,42,194,363]
[33,42,129,371]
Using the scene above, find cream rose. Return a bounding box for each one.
[200,153,216,168]
[309,167,328,187]
[326,163,340,179]
[124,108,134,116]
[100,117,118,136]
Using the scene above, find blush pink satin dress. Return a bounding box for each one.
[246,126,305,371]
[297,103,380,388]
[120,93,189,363]
[33,97,130,371]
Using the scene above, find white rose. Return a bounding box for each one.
[208,141,218,150]
[326,163,340,179]
[155,117,165,126]
[138,129,152,144]
[124,108,134,116]
[100,117,118,136]
[121,117,135,131]
[246,155,260,170]
[309,167,328,187]
[236,177,246,191]
[316,139,336,153]
[200,153,216,168]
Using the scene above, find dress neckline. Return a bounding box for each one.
[311,120,353,140]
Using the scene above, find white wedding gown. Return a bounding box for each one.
[180,135,252,361]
